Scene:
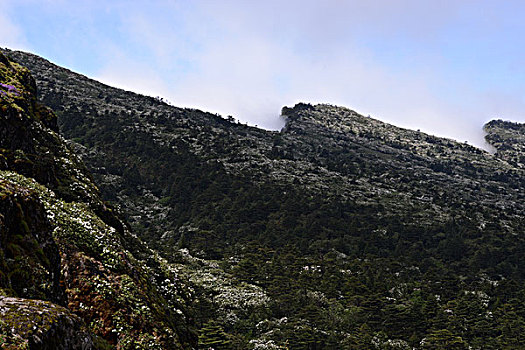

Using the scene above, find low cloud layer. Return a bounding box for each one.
[6,1,525,149]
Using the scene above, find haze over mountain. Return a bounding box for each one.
[5,1,525,148]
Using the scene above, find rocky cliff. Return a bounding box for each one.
[0,51,196,349]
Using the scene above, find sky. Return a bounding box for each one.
[3,1,525,149]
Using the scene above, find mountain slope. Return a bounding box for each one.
[0,51,196,349]
[4,48,525,349]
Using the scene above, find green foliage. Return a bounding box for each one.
[198,321,232,349]
[6,48,525,348]
[421,329,468,349]
[0,51,197,349]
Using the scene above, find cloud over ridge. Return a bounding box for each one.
[6,1,525,149]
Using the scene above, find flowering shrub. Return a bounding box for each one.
[0,83,20,96]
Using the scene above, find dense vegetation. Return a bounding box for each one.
[0,51,197,348]
[3,48,525,348]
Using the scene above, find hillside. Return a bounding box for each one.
[3,48,525,349]
[0,51,196,348]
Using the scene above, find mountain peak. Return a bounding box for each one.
[484,119,525,167]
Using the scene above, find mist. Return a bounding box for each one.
[6,0,525,150]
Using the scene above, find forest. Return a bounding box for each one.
[3,48,525,349]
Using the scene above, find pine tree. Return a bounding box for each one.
[421,329,468,349]
[198,321,232,350]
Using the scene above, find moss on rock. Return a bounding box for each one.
[0,51,197,349]
[0,178,63,304]
[0,296,93,349]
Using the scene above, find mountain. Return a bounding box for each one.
[0,51,196,348]
[2,48,525,349]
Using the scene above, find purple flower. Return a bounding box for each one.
[0,82,20,96]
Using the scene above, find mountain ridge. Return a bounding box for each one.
[0,49,197,349]
[2,48,508,153]
[3,48,525,349]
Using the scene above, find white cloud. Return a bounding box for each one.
[84,0,525,150]
[159,10,475,144]
[92,45,172,99]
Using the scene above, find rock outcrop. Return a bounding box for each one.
[0,179,63,304]
[0,51,197,349]
[0,296,93,349]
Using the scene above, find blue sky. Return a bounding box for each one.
[3,0,525,148]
